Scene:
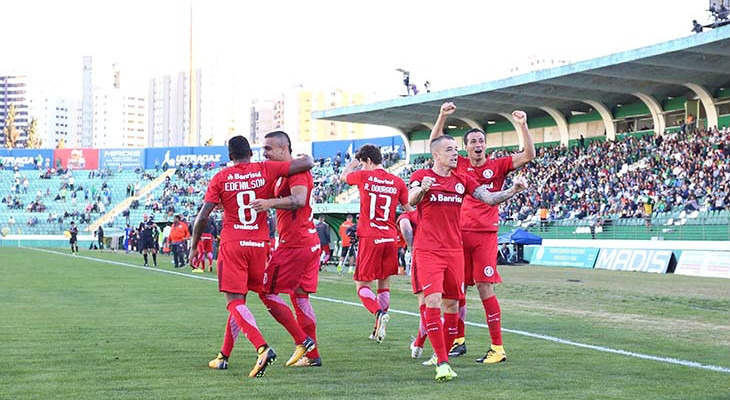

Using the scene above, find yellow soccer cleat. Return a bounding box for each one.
[248,345,277,378]
[421,353,438,366]
[476,345,507,364]
[208,352,228,369]
[285,337,316,366]
[434,363,458,382]
[291,356,322,367]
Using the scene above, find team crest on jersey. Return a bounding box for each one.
[483,266,495,277]
[455,183,465,194]
[482,169,494,179]
[410,180,421,188]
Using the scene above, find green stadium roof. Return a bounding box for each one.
[313,25,730,132]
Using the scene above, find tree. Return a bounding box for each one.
[3,103,21,148]
[25,117,41,149]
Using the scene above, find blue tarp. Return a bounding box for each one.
[498,229,543,245]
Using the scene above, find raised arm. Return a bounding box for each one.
[251,185,307,212]
[510,111,535,169]
[399,218,415,250]
[472,176,527,206]
[339,159,360,183]
[429,102,456,142]
[288,154,314,176]
[189,201,216,265]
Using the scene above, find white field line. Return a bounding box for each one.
[23,247,730,375]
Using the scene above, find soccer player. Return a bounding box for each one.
[249,130,321,367]
[190,135,314,378]
[340,144,412,343]
[69,221,79,255]
[192,216,217,272]
[337,214,355,275]
[429,102,535,363]
[123,224,133,253]
[409,135,526,381]
[138,216,158,267]
[397,210,426,358]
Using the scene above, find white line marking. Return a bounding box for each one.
[23,247,730,375]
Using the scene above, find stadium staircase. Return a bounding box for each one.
[334,160,408,204]
[86,168,177,232]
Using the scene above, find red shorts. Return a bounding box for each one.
[410,249,421,294]
[463,231,502,286]
[217,240,270,294]
[415,248,464,300]
[197,233,213,254]
[263,245,320,294]
[354,237,398,282]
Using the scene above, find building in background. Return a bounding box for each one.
[148,70,201,147]
[80,56,94,148]
[32,96,81,148]
[0,75,31,147]
[249,99,276,144]
[251,86,394,146]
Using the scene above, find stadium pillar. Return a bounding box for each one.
[395,128,413,163]
[684,83,719,130]
[539,107,570,147]
[583,100,616,141]
[632,92,666,136]
[498,113,525,149]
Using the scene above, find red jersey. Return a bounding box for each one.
[274,171,318,248]
[346,169,408,238]
[204,161,290,244]
[410,169,479,251]
[396,210,419,248]
[456,155,514,232]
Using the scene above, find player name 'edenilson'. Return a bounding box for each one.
[224,178,265,192]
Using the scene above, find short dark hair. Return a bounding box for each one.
[355,144,382,165]
[264,130,292,154]
[463,128,485,145]
[430,135,456,151]
[228,135,253,160]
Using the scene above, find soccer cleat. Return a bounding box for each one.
[435,362,458,382]
[422,353,438,366]
[368,324,377,340]
[476,345,507,364]
[347,267,354,274]
[409,336,423,359]
[336,264,343,275]
[144,263,148,267]
[448,342,467,358]
[192,268,204,274]
[208,352,228,370]
[374,310,390,343]
[249,346,276,378]
[285,337,316,366]
[291,356,322,367]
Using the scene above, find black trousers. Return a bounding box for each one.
[171,243,184,267]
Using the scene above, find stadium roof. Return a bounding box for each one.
[313,25,730,135]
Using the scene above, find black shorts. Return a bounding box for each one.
[141,238,156,250]
[70,238,77,244]
[340,246,350,257]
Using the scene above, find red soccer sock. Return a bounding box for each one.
[220,314,240,357]
[357,286,380,315]
[424,307,449,364]
[376,288,390,312]
[413,303,428,348]
[291,293,320,359]
[457,297,467,340]
[443,312,459,349]
[260,294,307,344]
[482,295,503,346]
[226,299,267,350]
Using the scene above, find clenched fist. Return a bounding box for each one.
[512,110,527,125]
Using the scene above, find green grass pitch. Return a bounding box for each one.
[1,247,729,399]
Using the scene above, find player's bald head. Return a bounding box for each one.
[430,135,456,154]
